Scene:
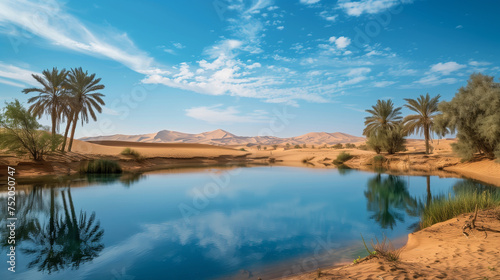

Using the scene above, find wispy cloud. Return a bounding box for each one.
[300,0,321,5]
[338,0,413,16]
[0,62,39,87]
[373,81,396,87]
[185,105,269,124]
[415,75,457,86]
[0,0,165,75]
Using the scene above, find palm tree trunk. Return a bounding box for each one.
[424,124,430,154]
[60,112,74,151]
[51,107,57,136]
[68,115,78,152]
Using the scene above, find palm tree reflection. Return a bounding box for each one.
[22,186,104,273]
[364,174,418,229]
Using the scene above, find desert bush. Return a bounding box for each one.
[121,147,143,159]
[383,123,406,154]
[357,144,368,150]
[345,143,356,149]
[239,148,247,151]
[336,152,353,163]
[0,100,63,160]
[373,155,386,164]
[332,143,343,149]
[294,145,301,149]
[435,73,500,160]
[80,159,122,174]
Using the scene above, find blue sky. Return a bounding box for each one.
[0,0,499,138]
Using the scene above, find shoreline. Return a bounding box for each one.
[1,140,499,187]
[281,206,500,280]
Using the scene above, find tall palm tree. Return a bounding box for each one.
[65,68,105,151]
[363,99,403,137]
[403,93,441,154]
[22,68,69,137]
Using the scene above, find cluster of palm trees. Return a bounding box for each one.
[363,93,442,154]
[23,67,105,152]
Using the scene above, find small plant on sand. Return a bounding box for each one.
[333,152,353,165]
[352,256,362,264]
[80,159,122,174]
[302,156,315,163]
[239,148,247,151]
[361,234,401,262]
[373,155,386,164]
[121,147,143,160]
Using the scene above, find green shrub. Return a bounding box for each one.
[239,148,247,151]
[420,190,500,228]
[336,152,353,163]
[345,143,356,149]
[294,145,301,149]
[373,155,386,163]
[80,159,123,174]
[121,147,141,157]
[332,143,343,149]
[357,144,368,150]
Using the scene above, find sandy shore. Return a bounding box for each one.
[282,206,500,280]
[1,139,500,187]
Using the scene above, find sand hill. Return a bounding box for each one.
[79,129,365,145]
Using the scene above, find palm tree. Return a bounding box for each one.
[403,93,441,154]
[65,68,105,151]
[23,68,69,137]
[363,99,403,137]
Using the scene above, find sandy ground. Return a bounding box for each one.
[282,207,500,280]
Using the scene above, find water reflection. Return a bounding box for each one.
[0,168,495,280]
[0,185,104,274]
[364,174,419,229]
[85,172,144,187]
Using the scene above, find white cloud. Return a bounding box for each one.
[277,26,284,30]
[469,61,491,67]
[338,0,413,16]
[0,78,26,88]
[0,0,164,75]
[329,36,351,49]
[246,62,261,69]
[300,0,321,4]
[185,105,269,124]
[0,62,39,87]
[456,25,463,29]
[346,67,371,77]
[373,81,396,87]
[429,62,466,75]
[319,11,338,22]
[415,75,457,86]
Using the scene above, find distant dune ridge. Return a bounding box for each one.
[79,129,365,145]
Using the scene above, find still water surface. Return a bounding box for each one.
[0,166,494,280]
